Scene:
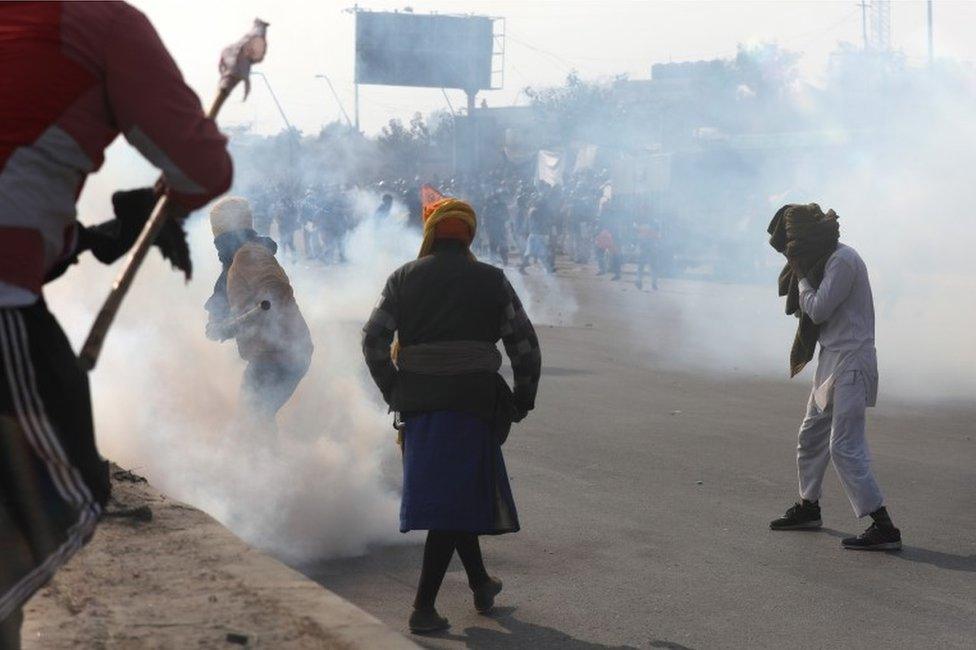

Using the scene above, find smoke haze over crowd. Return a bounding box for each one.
[43,2,976,564]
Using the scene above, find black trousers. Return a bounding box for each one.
[0,303,108,625]
[414,531,490,609]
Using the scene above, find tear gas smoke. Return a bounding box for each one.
[46,146,573,562]
[43,45,973,565]
[601,53,976,404]
[50,189,407,561]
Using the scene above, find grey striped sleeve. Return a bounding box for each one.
[500,279,541,414]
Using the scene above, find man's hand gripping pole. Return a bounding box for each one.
[78,19,269,371]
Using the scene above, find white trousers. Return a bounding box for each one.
[796,369,884,518]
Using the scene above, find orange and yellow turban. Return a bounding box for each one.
[419,198,477,259]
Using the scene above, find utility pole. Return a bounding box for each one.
[345,4,362,132]
[354,82,360,132]
[927,0,934,64]
[441,89,458,177]
[314,74,353,128]
[859,0,869,50]
[871,0,892,52]
[251,71,292,132]
[466,90,477,178]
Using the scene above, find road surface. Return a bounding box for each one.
[301,265,976,649]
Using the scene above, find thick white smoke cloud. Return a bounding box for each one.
[44,48,973,565]
[45,150,410,561]
[46,147,572,562]
[609,62,976,404]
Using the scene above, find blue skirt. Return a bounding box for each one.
[400,410,520,535]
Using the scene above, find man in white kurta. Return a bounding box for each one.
[770,243,902,550]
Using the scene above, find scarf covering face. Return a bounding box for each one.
[418,198,477,259]
[204,229,278,322]
[767,203,840,377]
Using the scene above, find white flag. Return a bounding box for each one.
[219,18,269,99]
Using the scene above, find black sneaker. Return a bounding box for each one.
[770,501,822,530]
[408,607,449,634]
[842,522,902,551]
[472,576,503,614]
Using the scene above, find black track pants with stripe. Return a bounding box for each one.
[0,302,109,623]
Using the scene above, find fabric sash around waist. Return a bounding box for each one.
[396,340,502,376]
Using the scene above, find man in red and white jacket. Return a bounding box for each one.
[0,2,232,645]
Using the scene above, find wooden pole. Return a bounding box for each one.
[78,87,232,371]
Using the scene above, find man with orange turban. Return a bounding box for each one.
[362,198,542,634]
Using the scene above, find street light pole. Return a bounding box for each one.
[927,0,934,65]
[314,74,353,128]
[250,71,293,132]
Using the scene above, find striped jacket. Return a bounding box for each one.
[0,1,232,305]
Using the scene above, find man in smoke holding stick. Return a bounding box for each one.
[205,197,313,430]
[0,2,234,646]
[767,203,901,551]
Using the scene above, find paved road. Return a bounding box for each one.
[301,267,976,649]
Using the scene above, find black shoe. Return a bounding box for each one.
[472,576,503,614]
[770,501,822,530]
[842,522,902,551]
[409,607,449,634]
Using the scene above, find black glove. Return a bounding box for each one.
[45,187,193,283]
[82,187,192,279]
[112,187,193,279]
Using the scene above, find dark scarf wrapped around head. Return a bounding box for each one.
[204,229,278,322]
[767,203,840,377]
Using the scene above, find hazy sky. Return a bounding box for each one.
[131,1,975,136]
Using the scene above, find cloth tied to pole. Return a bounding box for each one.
[219,18,269,99]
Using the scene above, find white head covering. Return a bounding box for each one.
[209,196,253,236]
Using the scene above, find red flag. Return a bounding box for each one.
[219,18,269,100]
[420,184,447,221]
[420,183,444,209]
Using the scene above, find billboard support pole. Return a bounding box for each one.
[466,90,478,179]
[354,82,360,132]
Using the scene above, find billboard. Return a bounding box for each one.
[355,11,495,91]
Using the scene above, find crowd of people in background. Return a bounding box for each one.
[241,165,666,290]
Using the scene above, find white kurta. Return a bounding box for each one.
[795,243,884,517]
[798,244,879,410]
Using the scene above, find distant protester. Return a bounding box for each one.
[634,217,661,291]
[205,197,313,430]
[374,193,394,219]
[767,204,901,551]
[362,197,542,634]
[519,200,551,273]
